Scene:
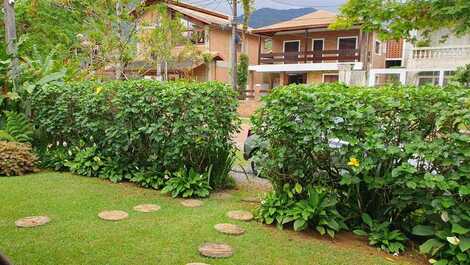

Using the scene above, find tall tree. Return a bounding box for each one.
[333,0,470,41]
[3,0,19,88]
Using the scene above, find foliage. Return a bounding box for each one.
[0,141,38,176]
[333,0,470,40]
[252,83,470,259]
[38,143,74,171]
[237,53,249,98]
[3,111,33,143]
[32,80,239,193]
[453,64,470,87]
[65,145,104,177]
[256,186,346,238]
[354,214,407,254]
[0,130,15,142]
[161,167,212,198]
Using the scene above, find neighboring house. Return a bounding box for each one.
[369,29,470,86]
[131,0,262,85]
[247,10,387,94]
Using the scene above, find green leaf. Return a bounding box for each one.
[419,239,445,256]
[412,225,435,236]
[459,237,470,252]
[361,213,373,227]
[316,226,326,235]
[294,183,303,194]
[452,223,470,235]
[353,229,368,236]
[293,219,307,231]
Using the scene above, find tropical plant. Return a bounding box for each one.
[0,141,38,176]
[256,189,295,229]
[237,53,249,99]
[161,167,212,198]
[354,214,407,254]
[3,111,33,143]
[65,145,104,177]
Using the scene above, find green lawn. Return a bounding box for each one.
[0,172,424,265]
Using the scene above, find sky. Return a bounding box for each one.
[184,0,347,14]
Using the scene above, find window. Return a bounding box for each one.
[417,71,439,86]
[337,37,358,62]
[375,40,382,55]
[312,39,324,62]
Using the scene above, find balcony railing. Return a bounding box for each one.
[259,49,360,64]
[411,45,470,60]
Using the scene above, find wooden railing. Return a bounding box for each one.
[183,29,205,45]
[259,49,360,64]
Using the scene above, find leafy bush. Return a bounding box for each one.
[3,111,33,143]
[65,145,104,177]
[161,167,212,198]
[252,83,470,259]
[0,130,15,142]
[354,214,407,254]
[32,80,238,194]
[0,141,38,176]
[256,186,345,238]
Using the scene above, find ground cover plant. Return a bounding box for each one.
[253,83,470,263]
[31,80,239,196]
[0,172,424,265]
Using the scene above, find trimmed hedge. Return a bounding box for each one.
[253,84,470,262]
[32,80,239,190]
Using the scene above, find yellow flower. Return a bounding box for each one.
[348,157,360,167]
[95,86,103,94]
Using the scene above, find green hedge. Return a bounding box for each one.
[253,84,470,262]
[32,80,239,191]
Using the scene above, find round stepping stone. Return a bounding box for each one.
[15,216,50,228]
[214,223,245,235]
[181,199,203,208]
[198,243,233,258]
[133,204,161,213]
[98,210,128,221]
[227,210,253,221]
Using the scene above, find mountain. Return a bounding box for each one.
[240,7,316,29]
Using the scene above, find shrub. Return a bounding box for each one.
[161,167,212,198]
[32,80,239,193]
[354,214,407,254]
[253,84,470,260]
[0,141,38,176]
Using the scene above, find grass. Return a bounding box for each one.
[0,172,424,265]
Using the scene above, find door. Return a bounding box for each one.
[323,74,339,83]
[287,73,307,85]
[284,41,300,64]
[338,37,357,62]
[312,39,324,62]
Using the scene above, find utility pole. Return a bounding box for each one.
[231,0,238,93]
[3,0,19,88]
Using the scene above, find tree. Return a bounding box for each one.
[138,3,188,80]
[333,0,470,41]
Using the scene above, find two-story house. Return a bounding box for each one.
[247,10,387,93]
[132,0,262,85]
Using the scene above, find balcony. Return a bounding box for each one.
[259,49,360,64]
[407,45,470,69]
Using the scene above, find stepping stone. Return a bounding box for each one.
[98,210,128,221]
[133,204,161,213]
[15,216,50,228]
[181,199,203,208]
[214,223,245,235]
[198,243,233,258]
[227,210,253,221]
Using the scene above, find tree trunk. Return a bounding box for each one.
[3,0,19,88]
[115,1,124,80]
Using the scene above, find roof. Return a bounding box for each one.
[252,10,338,34]
[143,0,230,26]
